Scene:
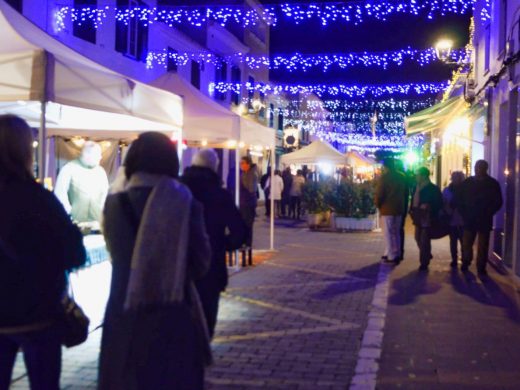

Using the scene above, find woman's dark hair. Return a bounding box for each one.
[125,132,179,179]
[241,155,253,166]
[0,115,34,183]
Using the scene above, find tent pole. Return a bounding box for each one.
[235,144,240,269]
[270,148,275,251]
[38,51,49,183]
[38,101,47,182]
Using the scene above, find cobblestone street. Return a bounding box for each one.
[10,218,384,389]
[10,219,520,389]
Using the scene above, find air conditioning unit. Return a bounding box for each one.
[464,77,476,103]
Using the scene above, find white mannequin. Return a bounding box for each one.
[54,141,109,223]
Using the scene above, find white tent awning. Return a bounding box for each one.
[151,72,275,147]
[280,140,347,166]
[0,2,183,137]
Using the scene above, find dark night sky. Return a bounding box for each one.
[264,4,471,85]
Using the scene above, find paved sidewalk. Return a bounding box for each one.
[10,218,384,389]
[206,220,383,389]
[377,226,520,390]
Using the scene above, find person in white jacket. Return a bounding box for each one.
[265,170,284,218]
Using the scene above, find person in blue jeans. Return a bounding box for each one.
[0,115,86,390]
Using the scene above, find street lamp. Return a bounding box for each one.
[435,39,455,63]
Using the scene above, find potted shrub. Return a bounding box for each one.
[332,181,378,231]
[302,181,329,228]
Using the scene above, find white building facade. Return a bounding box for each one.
[4,0,282,179]
[473,0,520,278]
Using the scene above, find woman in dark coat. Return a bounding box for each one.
[99,133,212,390]
[0,115,86,390]
[182,149,247,338]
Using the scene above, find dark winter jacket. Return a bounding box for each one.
[410,182,443,227]
[240,167,259,209]
[99,179,211,390]
[0,178,86,329]
[458,175,503,232]
[182,166,247,292]
[375,170,407,216]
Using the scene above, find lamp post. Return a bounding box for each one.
[435,39,458,65]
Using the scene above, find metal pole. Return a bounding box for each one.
[38,51,49,183]
[235,144,240,269]
[270,148,275,251]
[38,101,47,182]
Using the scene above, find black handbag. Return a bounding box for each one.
[61,280,90,348]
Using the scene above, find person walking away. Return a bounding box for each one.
[281,167,293,217]
[99,132,212,390]
[0,115,86,390]
[260,168,271,217]
[394,159,410,261]
[182,149,247,338]
[266,170,284,218]
[290,170,306,219]
[375,159,407,264]
[410,167,443,271]
[458,160,503,275]
[442,171,465,268]
[239,156,259,258]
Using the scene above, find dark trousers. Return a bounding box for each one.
[414,226,432,266]
[0,325,61,390]
[281,196,290,216]
[399,213,406,259]
[449,226,464,262]
[196,286,221,339]
[263,190,270,216]
[240,206,256,247]
[289,196,302,219]
[462,229,491,272]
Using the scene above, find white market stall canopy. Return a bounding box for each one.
[151,73,275,148]
[280,140,348,166]
[346,151,378,167]
[405,96,467,137]
[0,1,183,138]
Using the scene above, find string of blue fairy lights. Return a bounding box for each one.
[54,0,479,31]
[209,81,448,97]
[145,47,468,71]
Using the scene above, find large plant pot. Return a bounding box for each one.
[307,211,331,229]
[335,214,377,231]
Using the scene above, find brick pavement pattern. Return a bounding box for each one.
[377,224,520,390]
[206,219,383,389]
[10,219,384,389]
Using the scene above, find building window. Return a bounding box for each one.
[231,66,241,105]
[484,24,491,73]
[115,0,149,61]
[214,59,227,101]
[73,0,97,44]
[167,47,178,73]
[247,76,255,110]
[498,0,507,55]
[191,60,201,90]
[278,112,284,131]
[6,0,23,12]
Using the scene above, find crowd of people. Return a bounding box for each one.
[0,116,254,389]
[0,113,506,389]
[375,158,503,274]
[261,168,307,220]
